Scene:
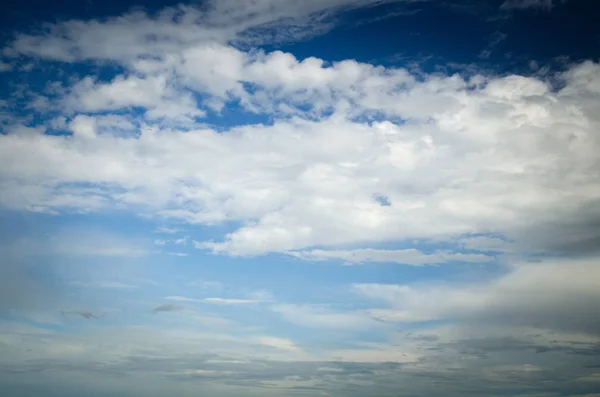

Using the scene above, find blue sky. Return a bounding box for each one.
[1,1,600,396]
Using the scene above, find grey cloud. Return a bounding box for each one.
[1,321,600,397]
[152,304,185,313]
[355,257,600,335]
[60,311,106,319]
[511,202,600,257]
[501,0,557,11]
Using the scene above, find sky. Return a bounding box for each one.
[1,0,600,396]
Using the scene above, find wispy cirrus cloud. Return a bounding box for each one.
[500,0,564,11]
[288,248,494,265]
[70,281,138,290]
[166,295,272,305]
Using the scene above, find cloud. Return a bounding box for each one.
[288,248,494,265]
[166,252,188,257]
[174,236,189,245]
[71,281,138,290]
[0,3,598,397]
[258,336,300,352]
[166,295,271,305]
[3,1,410,64]
[2,15,599,258]
[152,304,185,313]
[60,310,106,319]
[154,226,182,234]
[166,296,202,303]
[204,298,266,305]
[271,304,378,330]
[478,31,507,59]
[0,60,12,72]
[457,235,514,252]
[189,280,225,290]
[2,318,599,397]
[500,0,563,11]
[354,257,600,334]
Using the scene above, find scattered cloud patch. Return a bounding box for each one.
[0,61,12,72]
[60,311,107,319]
[174,236,189,245]
[71,281,138,290]
[152,304,185,313]
[258,336,300,352]
[204,298,266,305]
[166,295,271,305]
[289,248,494,265]
[165,296,202,303]
[154,226,182,234]
[500,0,563,11]
[271,304,379,330]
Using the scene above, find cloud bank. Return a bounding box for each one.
[1,5,599,259]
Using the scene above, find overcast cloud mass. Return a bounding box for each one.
[1,0,600,396]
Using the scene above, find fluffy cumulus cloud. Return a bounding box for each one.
[1,1,600,396]
[2,6,600,258]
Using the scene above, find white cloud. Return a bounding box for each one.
[2,3,599,396]
[189,280,225,290]
[500,0,560,11]
[204,298,265,305]
[3,1,406,64]
[271,304,378,330]
[289,248,494,265]
[72,281,138,290]
[62,75,205,122]
[166,295,270,305]
[154,226,182,234]
[166,296,202,303]
[258,336,300,351]
[174,236,189,245]
[1,7,599,262]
